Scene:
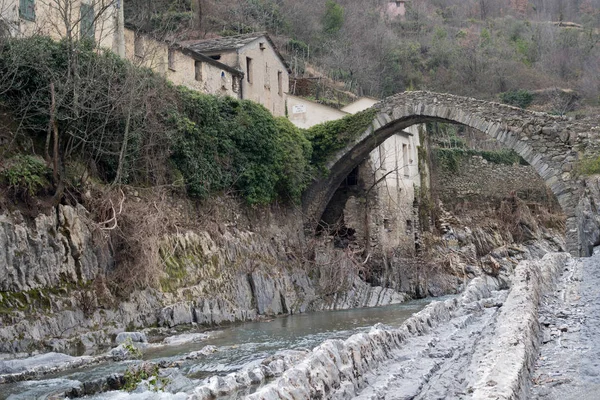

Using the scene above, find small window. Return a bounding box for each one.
[259,42,266,50]
[194,60,202,81]
[80,3,95,40]
[210,54,221,60]
[246,57,252,83]
[168,48,176,71]
[346,166,359,186]
[134,33,144,57]
[402,144,409,177]
[19,0,35,21]
[265,63,270,88]
[221,71,227,89]
[277,71,283,96]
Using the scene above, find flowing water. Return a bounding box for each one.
[1,297,443,399]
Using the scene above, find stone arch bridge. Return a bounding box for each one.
[302,91,600,257]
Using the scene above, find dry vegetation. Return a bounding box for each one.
[126,0,600,109]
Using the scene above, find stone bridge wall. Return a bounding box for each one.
[302,91,600,256]
[435,155,559,211]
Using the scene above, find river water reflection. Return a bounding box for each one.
[3,296,446,399]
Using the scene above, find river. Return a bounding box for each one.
[1,297,442,399]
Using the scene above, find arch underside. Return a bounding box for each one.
[302,107,583,256]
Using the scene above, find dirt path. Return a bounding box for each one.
[531,250,600,399]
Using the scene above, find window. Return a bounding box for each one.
[134,33,144,57]
[80,3,95,41]
[194,60,202,81]
[277,71,283,96]
[168,48,176,71]
[19,0,35,21]
[259,42,266,50]
[402,144,409,177]
[209,54,221,60]
[265,63,270,88]
[221,71,227,89]
[246,57,252,83]
[345,166,359,186]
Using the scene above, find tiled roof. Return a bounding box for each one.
[180,32,291,72]
[180,32,267,54]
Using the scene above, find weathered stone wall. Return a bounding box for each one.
[123,28,241,99]
[576,176,600,256]
[435,154,558,210]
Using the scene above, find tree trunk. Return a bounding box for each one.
[49,82,59,184]
[114,97,134,185]
[192,0,203,30]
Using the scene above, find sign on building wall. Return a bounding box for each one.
[292,104,306,114]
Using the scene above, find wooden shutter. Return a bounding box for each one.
[19,0,36,22]
[80,3,95,40]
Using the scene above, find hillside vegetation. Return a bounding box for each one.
[126,0,600,110]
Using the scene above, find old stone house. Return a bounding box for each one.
[124,30,290,117]
[0,1,290,116]
[180,33,290,117]
[0,0,124,53]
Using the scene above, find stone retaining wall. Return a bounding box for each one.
[435,154,558,210]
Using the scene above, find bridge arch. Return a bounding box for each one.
[302,91,591,256]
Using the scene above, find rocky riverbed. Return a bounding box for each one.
[243,252,570,400]
[0,249,570,399]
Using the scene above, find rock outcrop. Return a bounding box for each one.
[0,203,409,354]
[0,205,110,292]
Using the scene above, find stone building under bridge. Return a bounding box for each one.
[288,95,423,258]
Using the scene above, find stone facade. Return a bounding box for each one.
[382,1,409,21]
[339,125,421,256]
[123,30,289,116]
[302,91,600,256]
[0,0,122,52]
[123,28,242,99]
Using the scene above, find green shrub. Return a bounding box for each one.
[0,37,313,206]
[170,90,312,204]
[1,155,51,196]
[433,148,526,172]
[274,117,312,202]
[499,90,533,109]
[575,155,600,176]
[306,108,377,168]
[322,0,344,35]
